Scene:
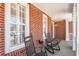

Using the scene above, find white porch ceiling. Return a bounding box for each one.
[32,3,73,21]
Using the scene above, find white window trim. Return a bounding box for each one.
[53,22,55,38]
[5,3,30,53]
[42,14,48,39]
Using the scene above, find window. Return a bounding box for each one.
[42,14,48,39]
[10,3,18,47]
[10,3,26,47]
[5,3,30,53]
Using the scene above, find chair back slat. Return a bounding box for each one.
[45,33,52,43]
[24,33,36,56]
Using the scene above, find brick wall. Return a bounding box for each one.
[0,3,5,56]
[29,4,43,47]
[0,3,53,56]
[29,4,53,47]
[5,48,26,56]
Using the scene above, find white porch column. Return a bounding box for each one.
[66,19,70,41]
[77,3,79,55]
[73,3,77,52]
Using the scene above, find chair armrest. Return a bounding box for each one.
[51,39,59,45]
[51,38,60,43]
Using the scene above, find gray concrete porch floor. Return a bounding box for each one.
[47,40,76,56]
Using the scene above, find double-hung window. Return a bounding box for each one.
[5,3,30,53]
[43,14,48,39]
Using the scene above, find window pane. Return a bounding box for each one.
[19,25,25,32]
[11,3,16,8]
[10,32,18,47]
[22,7,25,12]
[19,6,22,17]
[22,25,25,31]
[11,3,16,23]
[11,16,16,23]
[11,8,16,16]
[19,12,22,24]
[11,3,16,16]
[19,6,22,24]
[19,32,25,43]
[19,25,25,44]
[19,5,26,24]
[19,25,22,32]
[10,24,17,31]
[22,7,26,24]
[22,18,25,24]
[22,12,25,24]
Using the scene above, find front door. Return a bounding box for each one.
[55,20,65,40]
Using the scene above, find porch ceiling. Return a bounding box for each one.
[32,3,73,21]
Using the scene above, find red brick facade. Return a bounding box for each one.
[29,4,43,47]
[0,3,53,56]
[0,3,5,56]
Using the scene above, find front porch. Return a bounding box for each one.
[0,3,76,56]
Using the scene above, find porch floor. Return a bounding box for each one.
[47,40,76,56]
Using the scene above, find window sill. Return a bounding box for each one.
[5,43,25,54]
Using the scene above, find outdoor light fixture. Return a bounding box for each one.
[54,22,58,27]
